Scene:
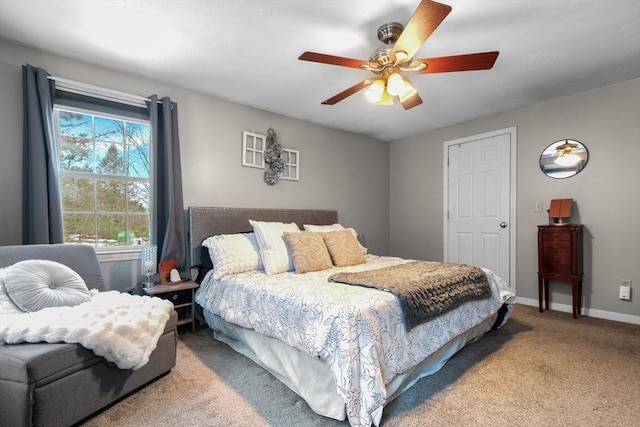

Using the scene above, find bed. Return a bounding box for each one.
[188,207,515,427]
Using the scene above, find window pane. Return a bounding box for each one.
[59,110,93,139]
[61,177,95,212]
[129,214,150,245]
[126,122,149,145]
[97,214,126,246]
[97,179,126,212]
[95,142,124,175]
[60,136,93,172]
[63,213,95,244]
[95,117,124,143]
[128,181,150,212]
[128,144,150,178]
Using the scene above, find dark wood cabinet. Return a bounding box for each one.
[537,225,583,318]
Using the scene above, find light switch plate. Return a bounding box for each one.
[534,201,543,212]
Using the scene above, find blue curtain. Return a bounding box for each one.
[147,95,186,268]
[22,64,64,244]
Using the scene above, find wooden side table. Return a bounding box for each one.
[537,225,584,318]
[140,281,200,333]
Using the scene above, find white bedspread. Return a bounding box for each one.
[196,255,515,427]
[0,290,174,370]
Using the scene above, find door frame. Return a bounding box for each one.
[442,126,517,291]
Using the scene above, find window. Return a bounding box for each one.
[281,148,299,181]
[53,106,151,248]
[241,131,265,168]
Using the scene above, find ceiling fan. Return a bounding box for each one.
[298,0,499,110]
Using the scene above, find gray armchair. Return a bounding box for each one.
[0,244,177,427]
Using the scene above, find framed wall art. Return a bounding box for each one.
[242,131,266,168]
[280,148,299,181]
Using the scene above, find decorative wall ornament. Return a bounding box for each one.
[263,128,285,185]
[281,148,300,181]
[242,131,266,168]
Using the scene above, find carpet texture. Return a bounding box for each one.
[81,305,640,426]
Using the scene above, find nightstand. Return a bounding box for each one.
[537,225,584,318]
[141,281,200,333]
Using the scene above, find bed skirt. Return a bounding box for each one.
[202,308,499,425]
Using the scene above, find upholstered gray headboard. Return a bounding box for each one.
[187,207,338,268]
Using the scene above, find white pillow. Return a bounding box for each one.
[249,220,301,275]
[4,260,91,312]
[0,267,23,315]
[303,223,368,254]
[303,223,345,233]
[202,233,263,279]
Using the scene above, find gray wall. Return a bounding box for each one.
[0,39,389,289]
[390,78,640,320]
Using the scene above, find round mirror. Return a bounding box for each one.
[539,139,589,179]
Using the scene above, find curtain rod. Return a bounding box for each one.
[47,75,154,108]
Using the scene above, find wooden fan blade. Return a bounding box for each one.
[391,0,452,61]
[417,51,500,74]
[398,77,423,110]
[321,80,370,105]
[299,51,369,69]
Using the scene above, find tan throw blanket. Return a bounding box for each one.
[329,261,491,330]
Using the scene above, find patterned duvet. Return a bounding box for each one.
[195,255,515,427]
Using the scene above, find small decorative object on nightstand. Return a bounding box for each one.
[141,281,200,333]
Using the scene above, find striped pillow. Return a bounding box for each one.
[249,220,301,274]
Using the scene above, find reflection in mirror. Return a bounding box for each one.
[539,139,589,179]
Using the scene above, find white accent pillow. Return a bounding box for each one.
[249,220,301,275]
[202,233,263,279]
[4,260,91,312]
[0,267,24,315]
[303,223,368,254]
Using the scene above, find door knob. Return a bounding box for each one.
[500,222,508,228]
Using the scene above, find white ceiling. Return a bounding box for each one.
[1,0,639,142]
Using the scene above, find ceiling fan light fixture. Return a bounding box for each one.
[364,79,385,103]
[394,50,409,62]
[386,72,405,96]
[377,90,394,106]
[554,153,581,167]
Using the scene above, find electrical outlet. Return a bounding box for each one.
[619,280,631,300]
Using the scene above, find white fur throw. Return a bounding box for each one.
[0,290,174,370]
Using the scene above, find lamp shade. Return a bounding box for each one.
[386,72,405,96]
[365,79,385,103]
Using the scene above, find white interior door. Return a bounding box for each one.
[443,128,516,289]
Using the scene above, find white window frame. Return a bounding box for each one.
[281,148,300,181]
[53,104,152,252]
[242,131,266,168]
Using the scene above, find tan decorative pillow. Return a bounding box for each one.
[323,229,366,267]
[283,232,333,274]
[304,223,368,254]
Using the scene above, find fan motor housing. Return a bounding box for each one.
[377,22,403,44]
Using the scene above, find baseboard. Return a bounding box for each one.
[516,297,640,325]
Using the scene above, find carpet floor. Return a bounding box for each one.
[81,304,640,426]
